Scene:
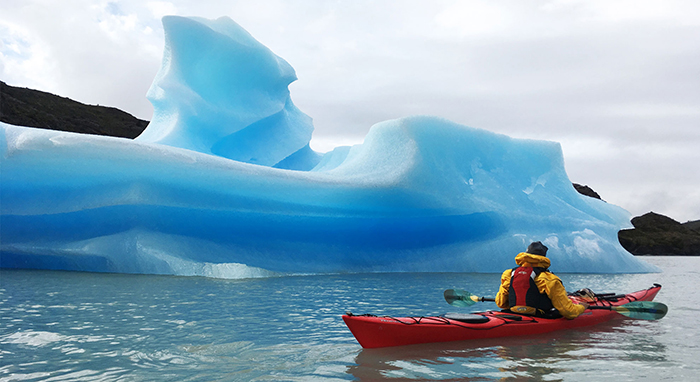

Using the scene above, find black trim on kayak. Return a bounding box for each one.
[344,311,540,331]
[443,313,490,323]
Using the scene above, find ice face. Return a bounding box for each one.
[0,16,657,277]
[137,16,319,170]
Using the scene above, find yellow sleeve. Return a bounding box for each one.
[495,269,512,309]
[537,274,586,319]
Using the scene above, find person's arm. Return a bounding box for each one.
[540,276,587,319]
[495,269,512,309]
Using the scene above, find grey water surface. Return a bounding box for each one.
[1,257,696,381]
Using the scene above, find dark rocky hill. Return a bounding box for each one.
[0,80,148,138]
[572,184,700,256]
[685,220,700,232]
[572,183,602,200]
[618,212,700,256]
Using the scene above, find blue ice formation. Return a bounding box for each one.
[137,16,320,171]
[0,16,657,277]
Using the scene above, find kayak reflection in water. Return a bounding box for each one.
[495,241,589,319]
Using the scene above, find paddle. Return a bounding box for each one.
[444,288,494,307]
[587,301,668,320]
[443,289,668,320]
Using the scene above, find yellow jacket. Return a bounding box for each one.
[495,252,586,319]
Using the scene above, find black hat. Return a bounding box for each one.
[527,241,548,256]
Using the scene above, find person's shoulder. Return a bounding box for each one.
[536,270,561,282]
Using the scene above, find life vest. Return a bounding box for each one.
[508,266,555,316]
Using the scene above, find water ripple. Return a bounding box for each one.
[1,257,699,381]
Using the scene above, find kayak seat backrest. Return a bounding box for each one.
[443,313,490,323]
[493,314,524,321]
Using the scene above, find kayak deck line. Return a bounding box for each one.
[344,311,539,327]
[343,284,662,348]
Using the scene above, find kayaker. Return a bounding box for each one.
[495,241,589,319]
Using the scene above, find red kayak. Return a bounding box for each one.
[343,284,662,348]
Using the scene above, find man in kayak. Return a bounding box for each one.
[495,241,589,319]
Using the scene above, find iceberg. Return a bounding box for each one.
[0,16,657,277]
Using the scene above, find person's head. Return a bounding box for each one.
[526,241,548,257]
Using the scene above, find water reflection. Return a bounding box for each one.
[347,318,668,381]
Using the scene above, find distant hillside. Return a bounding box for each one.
[0,80,148,138]
[618,212,700,256]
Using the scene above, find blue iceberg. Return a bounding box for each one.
[0,16,657,277]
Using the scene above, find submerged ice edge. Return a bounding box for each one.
[0,15,659,276]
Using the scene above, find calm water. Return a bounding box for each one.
[1,256,697,381]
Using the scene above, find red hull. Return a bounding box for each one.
[343,284,661,348]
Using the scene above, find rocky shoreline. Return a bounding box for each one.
[618,212,700,256]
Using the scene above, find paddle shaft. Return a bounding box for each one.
[454,293,615,307]
[460,294,624,306]
[472,299,626,310]
[588,305,617,311]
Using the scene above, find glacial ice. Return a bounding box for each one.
[137,16,320,171]
[0,16,657,277]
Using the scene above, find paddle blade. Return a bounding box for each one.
[444,289,479,307]
[612,301,668,320]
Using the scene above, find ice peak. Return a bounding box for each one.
[137,16,318,170]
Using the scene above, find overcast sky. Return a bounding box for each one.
[1,0,698,222]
